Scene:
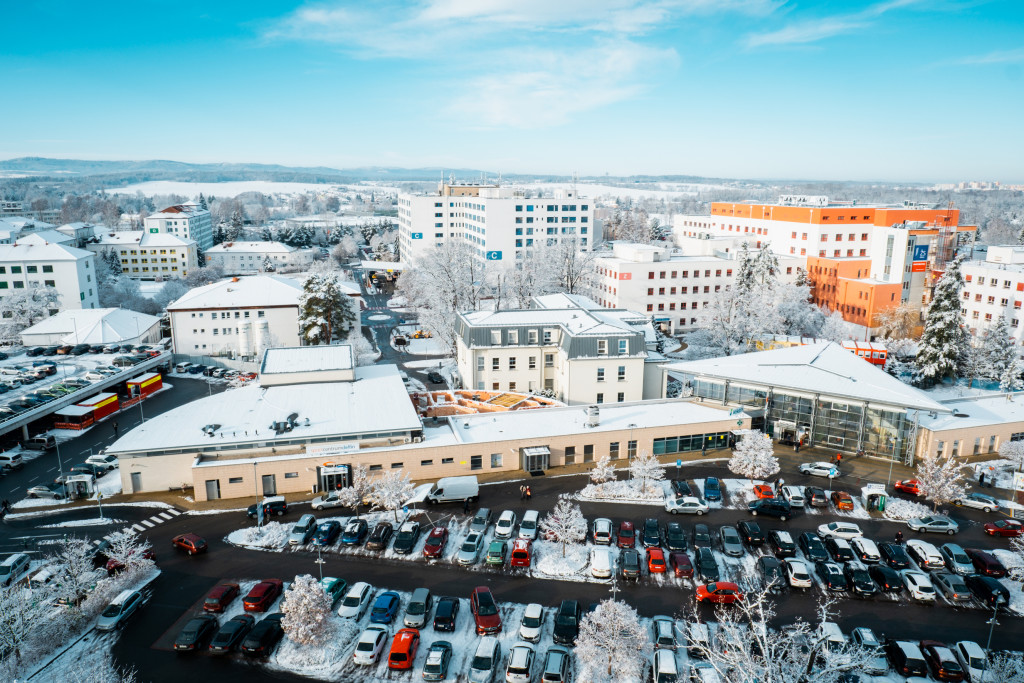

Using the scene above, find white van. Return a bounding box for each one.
[0,452,24,471]
[0,553,31,587]
[518,510,539,540]
[781,485,806,508]
[174,362,192,374]
[590,547,612,578]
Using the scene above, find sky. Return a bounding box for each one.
[1,0,1023,182]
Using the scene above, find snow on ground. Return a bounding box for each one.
[882,498,932,521]
[576,479,667,506]
[11,496,72,511]
[92,469,122,498]
[104,180,346,197]
[533,543,590,580]
[403,359,447,369]
[367,314,390,321]
[992,549,1024,616]
[39,517,123,528]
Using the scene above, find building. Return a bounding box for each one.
[0,217,58,244]
[592,241,802,335]
[666,342,949,464]
[0,201,61,224]
[961,246,1024,350]
[166,275,304,357]
[84,231,198,280]
[455,295,664,405]
[675,196,977,336]
[143,202,214,251]
[204,241,315,275]
[19,308,161,347]
[914,393,1024,460]
[397,182,594,265]
[55,222,99,247]
[0,240,98,311]
[106,345,748,498]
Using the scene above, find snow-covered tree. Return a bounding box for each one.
[0,284,61,343]
[539,495,587,557]
[0,585,46,663]
[542,237,596,296]
[915,256,971,386]
[575,599,651,682]
[49,536,99,610]
[183,265,224,287]
[776,282,825,337]
[226,209,244,241]
[334,463,371,518]
[875,303,919,340]
[366,468,414,522]
[916,454,968,512]
[819,309,852,343]
[1000,358,1024,391]
[999,439,1024,471]
[628,449,665,495]
[198,193,208,210]
[589,454,616,489]
[1006,534,1024,584]
[281,574,333,646]
[985,652,1024,682]
[728,429,780,484]
[298,269,357,345]
[105,528,154,572]
[153,278,189,310]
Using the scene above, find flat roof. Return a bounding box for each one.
[261,345,354,374]
[915,394,1024,432]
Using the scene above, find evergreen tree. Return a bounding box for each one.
[227,210,244,241]
[975,314,1017,381]
[298,270,357,345]
[198,193,208,210]
[212,223,227,245]
[794,266,813,291]
[260,226,273,242]
[914,256,971,386]
[262,255,275,272]
[734,243,756,297]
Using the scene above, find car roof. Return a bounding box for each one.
[112,589,137,604]
[498,510,515,520]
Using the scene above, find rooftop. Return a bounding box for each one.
[15,230,75,246]
[261,345,353,374]
[167,275,302,311]
[147,202,208,219]
[531,293,603,310]
[20,308,160,344]
[91,231,196,248]
[915,394,1024,432]
[206,241,296,254]
[0,241,93,261]
[461,308,635,336]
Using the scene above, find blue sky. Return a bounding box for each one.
[2,0,1022,181]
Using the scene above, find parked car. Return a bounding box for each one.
[341,518,369,546]
[651,615,678,650]
[798,532,829,563]
[391,520,420,554]
[920,640,967,682]
[494,510,517,539]
[848,627,888,675]
[939,543,974,576]
[246,496,288,518]
[203,583,241,613]
[752,484,775,499]
[173,614,219,652]
[780,486,806,508]
[692,523,712,549]
[908,515,959,535]
[592,517,613,545]
[457,532,486,565]
[824,537,855,563]
[469,637,502,683]
[319,577,347,608]
[964,548,1007,577]
[955,492,1000,513]
[879,542,912,569]
[433,596,460,631]
[815,562,848,591]
[719,525,744,556]
[313,521,342,546]
[669,551,693,578]
[171,533,207,556]
[402,588,432,629]
[654,649,679,683]
[868,563,903,593]
[953,640,987,682]
[338,582,373,619]
[505,642,536,683]
[240,613,284,658]
[27,483,67,500]
[901,570,936,602]
[510,538,532,568]
[209,614,256,655]
[799,462,839,478]
[932,571,972,602]
[696,581,743,604]
[768,530,797,558]
[591,546,613,577]
[288,514,317,545]
[785,558,813,588]
[421,640,453,682]
[964,574,1010,607]
[616,520,636,548]
[671,479,693,498]
[850,537,881,564]
[983,519,1024,537]
[370,591,401,624]
[737,520,764,547]
[695,547,720,582]
[422,526,449,558]
[243,579,283,612]
[894,479,923,496]
[758,556,786,593]
[906,539,945,570]
[552,599,581,645]
[702,476,722,501]
[540,644,572,683]
[643,518,661,546]
[665,496,709,515]
[518,510,540,540]
[843,562,877,596]
[469,508,492,534]
[470,586,502,635]
[663,522,687,551]
[387,628,420,670]
[352,625,389,666]
[366,521,394,551]
[817,521,863,540]
[646,547,667,574]
[884,639,928,677]
[310,491,346,511]
[97,589,143,631]
[486,540,508,566]
[748,498,792,520]
[619,548,641,581]
[805,486,828,507]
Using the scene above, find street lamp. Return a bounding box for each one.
[980,603,1001,683]
[315,546,326,581]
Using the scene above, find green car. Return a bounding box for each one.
[485,540,508,566]
[319,577,347,607]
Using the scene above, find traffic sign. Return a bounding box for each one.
[676,459,682,468]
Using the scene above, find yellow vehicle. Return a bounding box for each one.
[411,330,432,339]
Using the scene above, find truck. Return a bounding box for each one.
[425,476,479,505]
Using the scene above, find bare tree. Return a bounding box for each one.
[366,469,415,522]
[104,528,154,572]
[49,536,100,610]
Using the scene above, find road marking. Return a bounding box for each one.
[131,525,145,532]
[140,520,155,528]
[47,467,56,472]
[28,476,38,482]
[166,509,182,516]
[157,512,173,521]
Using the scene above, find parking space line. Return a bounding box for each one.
[140,520,155,528]
[166,509,182,516]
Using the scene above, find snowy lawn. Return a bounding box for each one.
[39,517,124,528]
[576,479,668,506]
[533,543,590,580]
[882,498,932,521]
[993,549,1024,616]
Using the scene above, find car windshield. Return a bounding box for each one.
[356,640,374,652]
[620,527,634,537]
[342,593,362,607]
[477,598,497,616]
[557,614,576,626]
[523,614,542,628]
[462,540,477,551]
[408,602,425,615]
[472,654,493,669]
[521,520,536,529]
[101,604,122,618]
[397,530,414,540]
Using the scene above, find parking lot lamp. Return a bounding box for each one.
[981,603,1001,683]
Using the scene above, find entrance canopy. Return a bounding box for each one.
[522,446,550,457]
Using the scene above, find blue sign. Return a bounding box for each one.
[676,459,682,468]
[912,244,929,261]
[485,251,503,260]
[411,232,423,240]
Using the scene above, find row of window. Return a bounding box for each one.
[0,279,56,289]
[0,264,54,274]
[648,286,718,296]
[964,275,1019,288]
[189,310,266,319]
[815,233,870,241]
[963,292,1018,307]
[647,301,709,312]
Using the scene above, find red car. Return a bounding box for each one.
[830,491,854,511]
[470,586,502,635]
[243,579,284,612]
[753,485,775,500]
[669,551,693,578]
[965,548,1007,578]
[617,521,636,548]
[647,547,667,574]
[696,582,744,605]
[984,519,1024,538]
[422,526,449,558]
[172,533,208,556]
[203,583,240,613]
[894,479,923,496]
[509,539,532,568]
[387,628,420,670]
[105,548,155,575]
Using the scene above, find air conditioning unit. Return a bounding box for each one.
[404,437,411,443]
[413,436,423,443]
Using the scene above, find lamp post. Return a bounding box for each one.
[980,603,1001,683]
[315,546,326,581]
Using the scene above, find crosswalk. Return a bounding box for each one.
[92,508,183,545]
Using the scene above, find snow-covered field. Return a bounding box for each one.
[103,180,347,197]
[576,479,668,505]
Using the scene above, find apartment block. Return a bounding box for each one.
[85,231,198,281]
[961,246,1024,351]
[0,240,98,311]
[205,241,315,275]
[144,202,214,251]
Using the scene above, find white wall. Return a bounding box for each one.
[170,305,299,357]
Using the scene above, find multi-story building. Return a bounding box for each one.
[592,241,803,335]
[455,295,664,405]
[0,240,98,311]
[84,231,198,280]
[397,182,594,265]
[204,241,315,275]
[960,246,1024,350]
[144,202,213,251]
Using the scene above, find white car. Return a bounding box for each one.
[900,570,936,602]
[954,492,1000,513]
[469,636,502,683]
[954,640,987,683]
[850,537,881,564]
[799,462,839,478]
[816,522,863,540]
[592,518,613,545]
[519,603,543,642]
[590,547,612,578]
[494,510,517,539]
[906,540,944,570]
[664,496,708,515]
[689,661,722,683]
[785,558,813,588]
[505,642,536,683]
[310,492,346,511]
[337,581,373,619]
[518,510,539,540]
[85,453,118,470]
[780,486,806,508]
[352,625,388,665]
[653,649,679,683]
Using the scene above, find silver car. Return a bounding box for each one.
[338,582,373,619]
[932,571,971,602]
[470,508,492,534]
[849,627,887,675]
[907,515,958,535]
[96,589,143,631]
[954,492,999,513]
[939,543,974,576]
[719,525,744,557]
[457,532,485,565]
[310,492,346,511]
[469,636,502,683]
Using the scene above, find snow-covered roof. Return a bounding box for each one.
[531,293,602,310]
[92,231,196,248]
[261,345,353,374]
[206,241,296,254]
[0,241,93,261]
[0,217,55,232]
[15,230,74,246]
[461,308,635,336]
[166,275,302,311]
[147,203,208,219]
[20,308,160,344]
[915,394,1024,432]
[360,260,405,270]
[107,364,420,455]
[666,342,948,413]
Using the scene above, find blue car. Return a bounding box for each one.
[341,519,369,546]
[313,521,342,546]
[703,477,722,501]
[369,591,401,624]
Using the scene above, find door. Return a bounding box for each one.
[205,479,221,500]
[261,474,277,496]
[522,448,549,473]
[130,472,142,494]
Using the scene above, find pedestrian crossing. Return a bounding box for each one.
[92,507,183,545]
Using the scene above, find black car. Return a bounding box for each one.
[433,597,460,631]
[964,574,1010,607]
[695,547,720,582]
[824,538,855,563]
[768,530,797,558]
[89,345,105,354]
[42,346,59,356]
[663,522,687,552]
[209,614,255,655]
[365,522,394,551]
[246,498,288,519]
[392,521,421,554]
[879,542,912,570]
[25,347,45,357]
[868,564,902,593]
[670,479,692,498]
[240,613,284,657]
[692,523,712,549]
[70,462,106,477]
[748,499,792,520]
[798,532,829,563]
[843,563,878,596]
[552,600,581,645]
[642,519,661,547]
[804,486,828,507]
[619,548,641,581]
[814,562,848,591]
[71,344,91,355]
[737,520,765,547]
[427,371,445,384]
[758,556,785,593]
[174,614,219,652]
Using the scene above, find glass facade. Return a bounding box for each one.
[653,431,730,455]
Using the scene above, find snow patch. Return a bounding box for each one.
[39,517,123,528]
[882,498,931,521]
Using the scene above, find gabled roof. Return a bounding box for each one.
[166,275,302,311]
[20,308,160,344]
[0,241,93,261]
[666,342,948,413]
[92,230,196,248]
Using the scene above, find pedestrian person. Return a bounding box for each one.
[895,530,904,544]
[463,498,470,514]
[795,440,800,453]
[979,472,986,486]
[836,453,842,465]
[519,485,526,500]
[113,421,119,437]
[526,486,532,500]
[701,443,707,457]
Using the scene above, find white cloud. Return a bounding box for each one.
[745,0,924,49]
[955,47,1024,65]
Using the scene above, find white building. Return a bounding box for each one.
[592,242,803,335]
[205,241,315,275]
[0,217,57,244]
[144,202,214,252]
[455,295,664,405]
[20,308,161,347]
[397,182,594,265]
[961,245,1024,351]
[84,231,198,280]
[0,241,98,311]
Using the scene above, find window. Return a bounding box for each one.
[284,472,299,479]
[936,441,945,457]
[369,464,382,471]
[618,366,626,381]
[528,356,536,369]
[228,477,243,484]
[610,441,620,458]
[477,357,484,371]
[628,440,637,458]
[10,266,20,274]
[597,339,607,355]
[442,457,454,464]
[13,281,23,289]
[617,392,624,402]
[492,358,500,370]
[490,330,501,344]
[470,455,482,470]
[543,329,553,343]
[545,354,554,367]
[528,329,538,344]
[26,266,37,273]
[597,368,605,382]
[508,357,517,370]
[390,462,404,469]
[596,393,603,404]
